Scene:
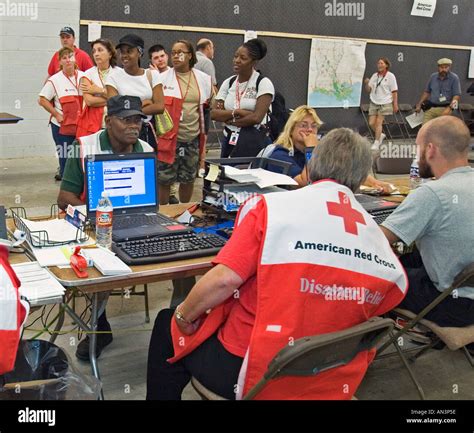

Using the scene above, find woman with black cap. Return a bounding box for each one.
[106,34,164,148]
[212,38,275,157]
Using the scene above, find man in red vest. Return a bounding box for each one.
[146,128,408,400]
[46,27,93,78]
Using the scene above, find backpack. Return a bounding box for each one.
[228,74,289,142]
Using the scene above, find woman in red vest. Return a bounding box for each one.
[39,47,84,180]
[76,39,118,138]
[146,128,408,400]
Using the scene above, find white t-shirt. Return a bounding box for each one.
[216,70,275,132]
[39,70,85,126]
[105,67,162,101]
[368,71,398,105]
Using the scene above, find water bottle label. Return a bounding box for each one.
[96,211,113,227]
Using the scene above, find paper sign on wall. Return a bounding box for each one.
[244,30,257,43]
[88,23,102,42]
[411,0,437,18]
[469,48,474,79]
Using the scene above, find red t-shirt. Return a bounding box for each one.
[47,46,94,76]
[213,199,266,358]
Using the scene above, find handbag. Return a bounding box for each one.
[230,126,269,158]
[154,109,174,136]
[145,69,174,136]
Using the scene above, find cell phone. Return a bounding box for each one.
[305,146,315,163]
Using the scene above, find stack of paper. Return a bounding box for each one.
[21,217,86,244]
[83,248,132,275]
[13,262,65,304]
[223,166,297,188]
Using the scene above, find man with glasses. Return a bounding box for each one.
[57,95,154,361]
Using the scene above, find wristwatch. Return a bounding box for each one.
[175,305,193,324]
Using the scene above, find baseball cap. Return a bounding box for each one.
[59,26,75,37]
[116,34,145,51]
[437,58,452,65]
[107,95,147,118]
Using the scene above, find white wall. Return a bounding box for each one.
[0,0,81,159]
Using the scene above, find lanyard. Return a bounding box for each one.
[235,77,250,109]
[63,71,79,92]
[374,71,387,92]
[177,71,193,101]
[97,66,111,87]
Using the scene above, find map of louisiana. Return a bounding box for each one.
[307,38,367,108]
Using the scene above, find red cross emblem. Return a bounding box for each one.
[327,192,366,235]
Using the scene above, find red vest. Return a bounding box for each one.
[0,245,28,375]
[168,181,408,399]
[158,69,212,164]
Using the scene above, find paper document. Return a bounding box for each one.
[21,218,85,243]
[83,248,132,275]
[13,262,65,303]
[405,111,424,129]
[411,0,437,17]
[205,164,220,182]
[223,166,297,188]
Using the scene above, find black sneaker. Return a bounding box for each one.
[76,327,113,362]
[169,195,179,204]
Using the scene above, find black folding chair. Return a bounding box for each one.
[377,262,474,400]
[192,317,394,400]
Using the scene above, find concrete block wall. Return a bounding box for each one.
[0,0,81,159]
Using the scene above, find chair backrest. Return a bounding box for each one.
[398,103,414,112]
[244,317,394,399]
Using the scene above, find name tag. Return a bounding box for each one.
[229,131,239,146]
[439,95,447,103]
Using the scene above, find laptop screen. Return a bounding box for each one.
[85,153,157,213]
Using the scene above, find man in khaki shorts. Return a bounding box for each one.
[364,57,399,150]
[415,58,461,124]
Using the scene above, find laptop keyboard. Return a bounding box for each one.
[368,209,395,224]
[113,213,175,230]
[112,232,227,265]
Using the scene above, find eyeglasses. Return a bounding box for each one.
[296,122,319,131]
[115,115,143,125]
[171,50,190,57]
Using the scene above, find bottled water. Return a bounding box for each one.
[409,157,422,189]
[96,191,113,249]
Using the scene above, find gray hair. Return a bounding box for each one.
[308,128,372,192]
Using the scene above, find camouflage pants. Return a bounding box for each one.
[158,139,199,185]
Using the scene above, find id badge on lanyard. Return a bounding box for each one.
[229,131,239,146]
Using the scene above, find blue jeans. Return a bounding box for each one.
[50,123,76,176]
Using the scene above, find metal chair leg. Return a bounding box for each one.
[409,338,442,362]
[462,346,474,367]
[144,284,150,323]
[392,337,425,400]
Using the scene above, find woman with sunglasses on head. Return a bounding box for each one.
[39,47,84,180]
[212,38,275,158]
[76,38,119,138]
[106,34,164,149]
[157,40,214,205]
[265,105,394,193]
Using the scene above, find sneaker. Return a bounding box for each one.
[54,167,62,181]
[76,323,113,362]
[169,195,179,205]
[371,140,380,151]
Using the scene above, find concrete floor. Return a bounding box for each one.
[2,149,474,401]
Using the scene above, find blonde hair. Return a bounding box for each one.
[274,105,323,151]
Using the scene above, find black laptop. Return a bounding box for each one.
[85,153,190,241]
[354,194,399,224]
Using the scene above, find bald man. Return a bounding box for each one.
[381,116,474,338]
[195,38,217,90]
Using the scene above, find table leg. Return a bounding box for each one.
[49,304,65,344]
[170,277,196,308]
